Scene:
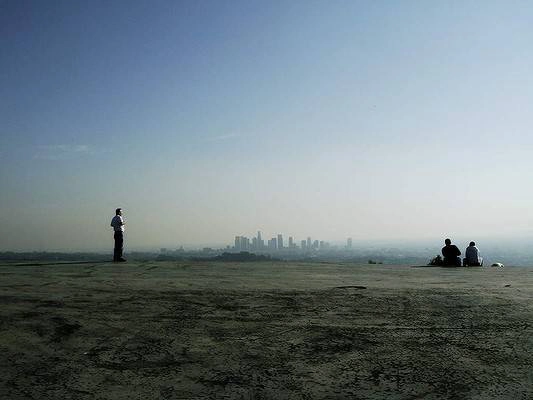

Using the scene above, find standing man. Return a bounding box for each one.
[111,208,126,262]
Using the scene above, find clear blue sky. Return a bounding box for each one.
[1,0,533,251]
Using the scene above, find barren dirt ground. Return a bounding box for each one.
[1,261,533,399]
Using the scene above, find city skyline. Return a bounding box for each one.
[233,231,353,252]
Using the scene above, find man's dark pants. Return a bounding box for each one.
[443,256,462,267]
[114,231,123,261]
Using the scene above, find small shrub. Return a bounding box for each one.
[428,255,443,266]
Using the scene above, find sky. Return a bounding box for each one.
[1,0,533,251]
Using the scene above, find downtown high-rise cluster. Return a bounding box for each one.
[233,232,353,252]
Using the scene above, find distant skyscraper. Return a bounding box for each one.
[307,237,312,249]
[313,240,319,249]
[252,237,258,250]
[301,239,307,250]
[268,238,277,250]
[234,236,241,251]
[241,236,250,251]
[277,234,283,249]
[288,236,294,248]
[347,237,353,249]
[257,231,264,249]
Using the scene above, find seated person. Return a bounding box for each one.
[464,241,483,266]
[442,238,461,266]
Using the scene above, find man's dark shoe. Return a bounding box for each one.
[118,258,127,262]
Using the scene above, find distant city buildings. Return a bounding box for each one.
[231,231,353,252]
[234,235,251,251]
[161,233,354,254]
[257,231,264,249]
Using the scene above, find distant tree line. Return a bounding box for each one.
[192,252,278,262]
[0,251,278,263]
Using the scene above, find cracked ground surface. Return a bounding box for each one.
[1,261,533,399]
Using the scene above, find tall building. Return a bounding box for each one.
[234,236,241,251]
[301,239,307,250]
[288,236,294,248]
[268,238,277,250]
[257,231,264,249]
[313,240,319,249]
[277,234,283,249]
[347,237,353,249]
[307,237,312,250]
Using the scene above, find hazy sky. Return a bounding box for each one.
[1,0,533,251]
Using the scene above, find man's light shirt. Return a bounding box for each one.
[111,215,125,232]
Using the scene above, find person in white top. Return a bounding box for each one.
[464,241,482,266]
[110,208,126,262]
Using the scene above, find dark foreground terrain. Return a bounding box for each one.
[1,261,533,399]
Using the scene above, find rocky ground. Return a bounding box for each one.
[1,261,533,399]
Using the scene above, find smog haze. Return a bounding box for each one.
[1,1,533,251]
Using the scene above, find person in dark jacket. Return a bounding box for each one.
[442,238,461,266]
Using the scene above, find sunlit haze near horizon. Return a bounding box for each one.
[1,1,533,251]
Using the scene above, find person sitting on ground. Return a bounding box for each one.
[442,238,461,266]
[464,241,483,266]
